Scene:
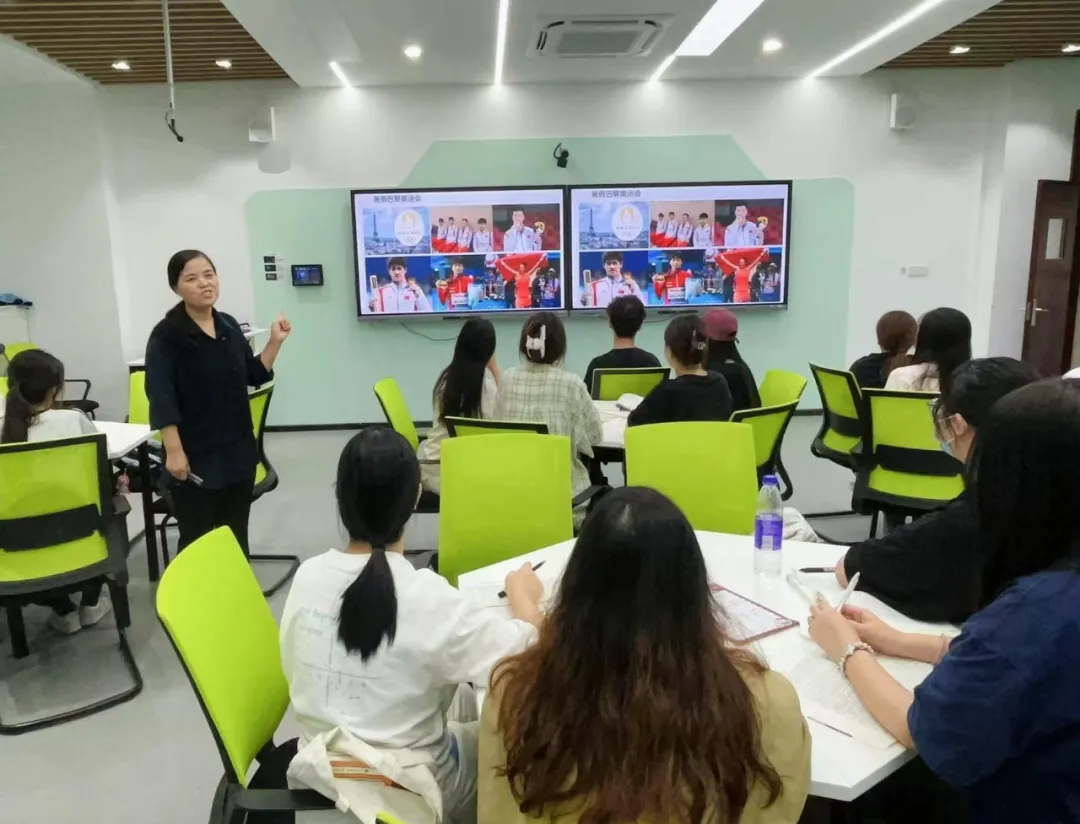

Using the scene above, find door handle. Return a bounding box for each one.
[1029,299,1050,327]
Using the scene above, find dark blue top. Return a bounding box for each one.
[145,303,272,489]
[908,569,1080,823]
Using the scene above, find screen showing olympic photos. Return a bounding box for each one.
[352,187,566,317]
[568,182,791,311]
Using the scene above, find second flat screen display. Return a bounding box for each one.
[569,182,792,310]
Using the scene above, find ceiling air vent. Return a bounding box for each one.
[531,15,672,58]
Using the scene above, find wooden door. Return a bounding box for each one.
[1022,181,1080,376]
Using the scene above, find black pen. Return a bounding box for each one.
[498,561,546,599]
[798,566,835,574]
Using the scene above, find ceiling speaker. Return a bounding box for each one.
[890,93,917,130]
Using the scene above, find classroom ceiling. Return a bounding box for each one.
[0,0,288,84]
[220,0,1002,87]
[886,0,1080,68]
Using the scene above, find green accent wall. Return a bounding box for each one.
[247,136,853,426]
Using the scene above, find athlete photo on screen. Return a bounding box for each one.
[496,252,549,309]
[650,212,668,247]
[472,218,493,253]
[723,203,764,247]
[456,219,473,253]
[497,207,544,252]
[651,252,694,305]
[715,247,770,304]
[369,256,433,313]
[693,213,713,248]
[581,251,645,308]
[434,258,474,311]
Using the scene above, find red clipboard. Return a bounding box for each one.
[710,584,798,644]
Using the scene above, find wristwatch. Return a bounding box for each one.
[837,642,874,677]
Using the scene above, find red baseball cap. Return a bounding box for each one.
[703,309,739,342]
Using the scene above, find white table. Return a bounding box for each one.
[458,532,957,803]
[594,400,628,450]
[94,420,162,581]
[126,326,268,369]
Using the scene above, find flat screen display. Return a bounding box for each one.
[568,182,792,310]
[352,187,566,317]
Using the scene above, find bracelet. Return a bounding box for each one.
[837,642,875,677]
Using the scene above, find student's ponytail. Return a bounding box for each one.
[334,427,421,661]
[1,349,65,444]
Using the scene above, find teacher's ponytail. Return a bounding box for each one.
[335,427,421,661]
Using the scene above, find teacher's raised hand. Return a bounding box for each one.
[270,312,292,343]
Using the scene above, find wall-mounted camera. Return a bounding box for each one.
[553,142,570,168]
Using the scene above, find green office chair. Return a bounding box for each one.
[625,422,757,535]
[0,376,6,397]
[444,417,548,437]
[128,369,151,426]
[0,433,142,733]
[374,378,438,521]
[853,389,963,537]
[157,528,431,824]
[440,434,595,586]
[758,369,808,409]
[731,401,800,500]
[590,367,670,401]
[806,364,866,519]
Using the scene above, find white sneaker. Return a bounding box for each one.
[49,610,82,635]
[79,597,112,628]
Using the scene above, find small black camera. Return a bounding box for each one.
[553,142,569,168]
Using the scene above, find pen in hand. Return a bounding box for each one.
[498,561,545,599]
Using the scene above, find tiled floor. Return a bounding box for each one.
[0,418,871,824]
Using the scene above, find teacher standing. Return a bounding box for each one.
[145,249,292,556]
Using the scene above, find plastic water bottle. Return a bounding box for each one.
[754,474,784,578]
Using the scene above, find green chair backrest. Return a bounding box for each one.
[0,434,112,583]
[758,369,807,408]
[156,527,287,787]
[730,401,799,477]
[129,370,151,426]
[444,417,548,437]
[809,363,864,457]
[249,382,276,490]
[0,376,6,397]
[859,389,963,507]
[1,342,37,363]
[591,367,670,401]
[439,434,574,586]
[374,378,420,451]
[625,422,757,535]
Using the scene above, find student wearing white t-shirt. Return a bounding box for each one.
[280,427,543,824]
[0,349,110,634]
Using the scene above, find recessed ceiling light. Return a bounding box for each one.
[677,0,767,57]
[762,38,783,54]
[111,60,131,71]
[329,60,352,87]
[215,58,233,69]
[806,0,952,79]
[1063,43,1080,54]
[949,44,970,55]
[648,54,677,83]
[403,43,422,61]
[493,0,510,85]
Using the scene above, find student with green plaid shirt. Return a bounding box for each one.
[495,312,604,524]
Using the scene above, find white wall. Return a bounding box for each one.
[0,83,128,419]
[94,69,1010,367]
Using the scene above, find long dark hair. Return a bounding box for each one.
[706,339,746,370]
[876,310,917,378]
[433,318,496,424]
[1,349,65,443]
[665,314,709,368]
[493,487,781,824]
[911,308,971,390]
[335,427,420,660]
[973,379,1080,602]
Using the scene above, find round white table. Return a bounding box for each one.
[458,531,956,803]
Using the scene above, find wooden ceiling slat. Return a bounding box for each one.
[886,0,1080,69]
[0,0,290,85]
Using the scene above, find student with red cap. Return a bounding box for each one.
[702,309,760,413]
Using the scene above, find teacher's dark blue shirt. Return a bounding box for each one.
[908,569,1080,823]
[145,303,271,489]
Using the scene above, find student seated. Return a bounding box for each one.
[280,427,544,823]
[582,295,660,395]
[702,308,761,412]
[494,312,603,524]
[418,318,499,495]
[627,314,734,427]
[835,357,1039,623]
[885,307,971,393]
[809,377,1080,824]
[849,310,917,389]
[0,349,110,634]
[479,487,810,824]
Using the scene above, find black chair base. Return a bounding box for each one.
[0,623,143,735]
[212,738,336,824]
